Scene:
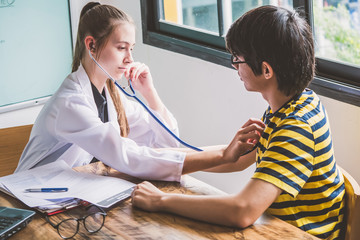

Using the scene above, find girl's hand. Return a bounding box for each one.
[124,62,154,96]
[223,118,265,163]
[131,181,165,212]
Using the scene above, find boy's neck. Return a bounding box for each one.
[263,89,294,113]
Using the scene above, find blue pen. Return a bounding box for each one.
[25,188,68,192]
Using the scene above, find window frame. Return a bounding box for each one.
[141,0,360,107]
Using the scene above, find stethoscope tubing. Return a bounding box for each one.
[114,81,203,151]
[89,50,202,151]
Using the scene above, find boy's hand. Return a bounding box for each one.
[131,181,165,212]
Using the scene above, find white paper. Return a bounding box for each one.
[0,160,136,208]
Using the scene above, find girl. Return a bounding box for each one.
[16,2,263,181]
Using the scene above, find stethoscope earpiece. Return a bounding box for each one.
[90,42,95,51]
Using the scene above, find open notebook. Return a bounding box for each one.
[0,207,35,240]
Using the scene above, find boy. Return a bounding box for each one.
[131,5,345,239]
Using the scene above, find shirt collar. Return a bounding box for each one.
[263,91,304,124]
[90,82,108,123]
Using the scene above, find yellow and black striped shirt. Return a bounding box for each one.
[253,89,345,239]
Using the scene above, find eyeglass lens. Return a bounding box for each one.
[58,219,79,239]
[231,55,236,62]
[231,55,246,65]
[56,212,105,239]
[84,212,106,233]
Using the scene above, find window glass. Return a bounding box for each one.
[231,0,294,22]
[162,0,295,34]
[224,0,293,32]
[162,0,219,33]
[313,0,360,67]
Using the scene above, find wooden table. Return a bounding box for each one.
[0,162,319,239]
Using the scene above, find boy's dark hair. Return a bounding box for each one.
[226,5,315,96]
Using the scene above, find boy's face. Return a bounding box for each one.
[232,56,266,93]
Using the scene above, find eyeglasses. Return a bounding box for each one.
[45,205,106,239]
[231,55,247,65]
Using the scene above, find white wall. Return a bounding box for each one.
[1,0,359,193]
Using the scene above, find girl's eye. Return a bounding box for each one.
[117,46,134,51]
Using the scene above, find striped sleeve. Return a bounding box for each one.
[253,117,315,197]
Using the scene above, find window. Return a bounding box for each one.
[313,0,360,87]
[314,0,360,68]
[141,0,360,106]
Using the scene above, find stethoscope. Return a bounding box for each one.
[88,49,203,151]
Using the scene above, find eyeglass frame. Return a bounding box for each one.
[231,54,247,65]
[45,204,107,239]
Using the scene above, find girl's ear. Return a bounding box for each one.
[262,61,274,79]
[84,36,96,52]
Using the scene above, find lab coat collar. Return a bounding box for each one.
[74,64,120,133]
[104,82,118,123]
[74,64,97,113]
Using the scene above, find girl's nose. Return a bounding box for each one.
[124,50,133,63]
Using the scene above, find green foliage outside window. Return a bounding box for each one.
[314,2,360,66]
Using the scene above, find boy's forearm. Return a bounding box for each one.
[157,178,281,228]
[160,194,244,227]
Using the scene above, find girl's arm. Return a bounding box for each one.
[203,149,256,173]
[166,146,256,173]
[181,119,264,174]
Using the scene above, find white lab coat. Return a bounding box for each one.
[15,65,185,181]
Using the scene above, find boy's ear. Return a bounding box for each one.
[262,61,273,79]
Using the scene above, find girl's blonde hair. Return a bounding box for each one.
[72,2,133,136]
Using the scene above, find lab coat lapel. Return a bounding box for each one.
[75,64,120,135]
[76,64,98,113]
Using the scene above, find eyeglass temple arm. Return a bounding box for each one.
[45,215,58,228]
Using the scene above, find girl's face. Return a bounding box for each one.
[96,22,135,80]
